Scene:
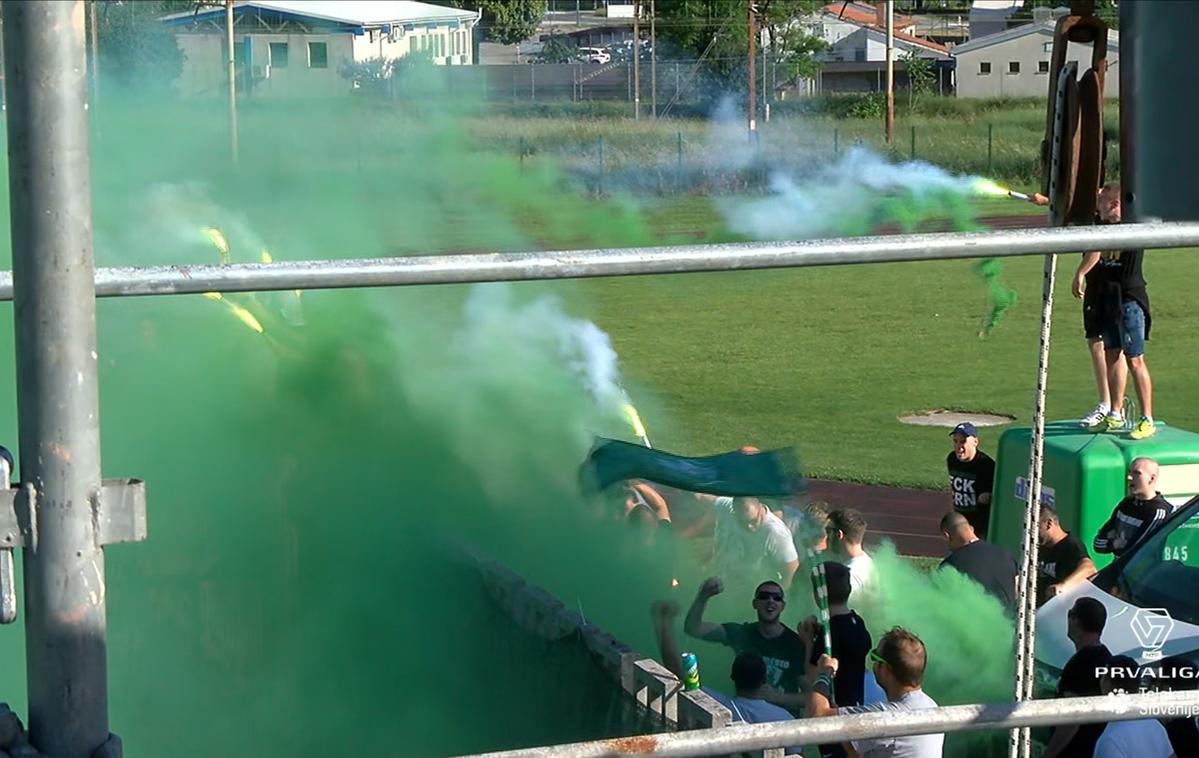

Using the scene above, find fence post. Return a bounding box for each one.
[530,64,536,101]
[598,136,605,195]
[834,128,839,155]
[987,123,994,175]
[519,136,525,173]
[911,124,916,160]
[676,131,683,194]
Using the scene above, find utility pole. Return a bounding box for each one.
[885,0,895,145]
[633,0,641,120]
[650,0,657,118]
[3,2,109,754]
[748,1,756,134]
[226,0,238,164]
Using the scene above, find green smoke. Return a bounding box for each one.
[0,76,1022,757]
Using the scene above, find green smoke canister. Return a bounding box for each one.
[681,652,700,690]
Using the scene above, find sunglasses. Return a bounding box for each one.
[755,591,784,602]
[868,648,888,667]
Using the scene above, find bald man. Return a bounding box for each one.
[1094,457,1172,557]
[939,511,1019,612]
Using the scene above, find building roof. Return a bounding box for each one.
[969,0,1023,14]
[162,1,477,28]
[822,2,914,29]
[952,20,1119,55]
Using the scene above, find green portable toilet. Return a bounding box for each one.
[990,421,1199,570]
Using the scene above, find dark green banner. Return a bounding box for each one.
[579,438,805,497]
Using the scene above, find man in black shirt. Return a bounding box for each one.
[1077,184,1157,439]
[1044,597,1112,758]
[946,422,996,539]
[799,561,873,758]
[1036,505,1097,606]
[684,576,808,714]
[939,511,1018,612]
[1094,457,1172,557]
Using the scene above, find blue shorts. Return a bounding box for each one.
[1101,299,1146,357]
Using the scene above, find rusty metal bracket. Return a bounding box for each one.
[0,478,147,550]
[0,479,146,625]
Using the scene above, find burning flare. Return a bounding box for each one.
[202,227,231,264]
[203,292,265,335]
[622,403,651,448]
[972,178,1031,202]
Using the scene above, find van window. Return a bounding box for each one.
[1108,498,1199,626]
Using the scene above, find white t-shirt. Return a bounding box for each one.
[847,552,876,600]
[704,688,802,755]
[713,497,799,581]
[840,689,944,758]
[1094,718,1175,758]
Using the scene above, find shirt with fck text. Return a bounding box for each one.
[947,451,995,530]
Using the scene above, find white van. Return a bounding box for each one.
[1035,495,1199,692]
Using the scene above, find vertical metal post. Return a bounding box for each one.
[885,0,895,144]
[650,0,656,118]
[1119,0,1135,221]
[226,0,238,164]
[675,131,682,193]
[747,1,756,134]
[633,0,640,120]
[987,123,993,175]
[910,124,916,160]
[2,3,109,756]
[598,136,604,195]
[1128,1,1199,221]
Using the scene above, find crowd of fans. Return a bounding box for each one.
[606,426,1193,757]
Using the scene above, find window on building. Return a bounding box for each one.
[410,36,418,55]
[308,41,328,69]
[269,42,289,68]
[979,61,991,74]
[439,34,446,57]
[1038,60,1049,73]
[1008,61,1020,74]
[1044,42,1054,53]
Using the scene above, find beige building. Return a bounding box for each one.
[952,18,1120,99]
[162,1,479,98]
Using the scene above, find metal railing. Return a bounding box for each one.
[456,690,1199,757]
[1,222,1197,300]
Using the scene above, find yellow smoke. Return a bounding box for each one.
[203,292,265,335]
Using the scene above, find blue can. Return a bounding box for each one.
[681,652,700,690]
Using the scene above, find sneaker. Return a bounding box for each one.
[1102,414,1125,432]
[1080,405,1108,430]
[1129,417,1157,440]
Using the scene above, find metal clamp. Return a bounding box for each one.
[0,478,147,624]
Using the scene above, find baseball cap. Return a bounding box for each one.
[950,423,978,438]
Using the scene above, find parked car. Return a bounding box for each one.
[577,47,611,64]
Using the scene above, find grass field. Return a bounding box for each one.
[561,220,1197,490]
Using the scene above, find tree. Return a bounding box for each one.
[435,0,547,45]
[92,0,192,93]
[537,34,577,63]
[654,0,825,83]
[901,49,934,107]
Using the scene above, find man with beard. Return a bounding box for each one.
[1036,505,1096,606]
[684,576,808,714]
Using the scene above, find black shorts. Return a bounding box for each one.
[1082,285,1103,340]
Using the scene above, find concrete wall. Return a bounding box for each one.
[955,29,1120,98]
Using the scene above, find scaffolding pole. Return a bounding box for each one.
[2,2,109,756]
[453,690,1199,758]
[0,222,1193,301]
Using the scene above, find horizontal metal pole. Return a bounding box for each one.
[456,691,1199,758]
[0,223,1196,300]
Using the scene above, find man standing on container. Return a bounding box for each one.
[947,422,996,539]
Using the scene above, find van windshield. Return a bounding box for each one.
[1104,497,1199,626]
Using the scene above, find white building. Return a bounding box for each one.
[952,18,1119,98]
[968,0,1024,40]
[162,1,480,98]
